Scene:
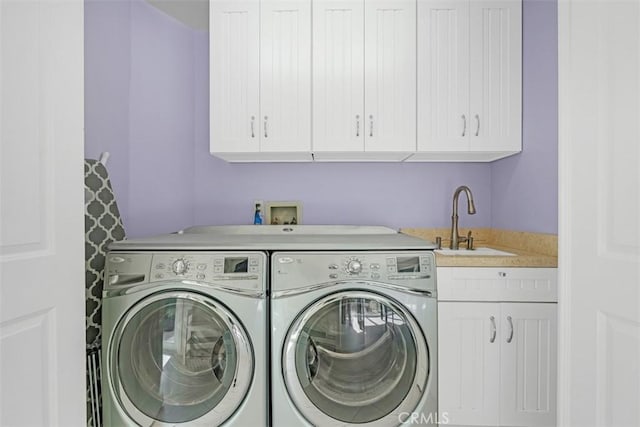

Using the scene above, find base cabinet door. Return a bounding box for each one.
[439,301,557,427]
[499,303,557,427]
[438,302,501,426]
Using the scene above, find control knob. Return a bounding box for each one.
[172,258,189,275]
[346,259,363,274]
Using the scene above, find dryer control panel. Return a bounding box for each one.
[272,251,436,292]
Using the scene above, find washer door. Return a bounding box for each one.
[109,291,253,426]
[283,291,429,426]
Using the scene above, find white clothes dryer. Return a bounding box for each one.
[271,251,438,427]
[101,250,267,427]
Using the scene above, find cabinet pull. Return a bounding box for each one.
[475,114,480,136]
[506,316,514,343]
[264,116,268,138]
[489,316,496,343]
[251,116,255,138]
[356,115,360,137]
[462,114,467,137]
[369,115,374,137]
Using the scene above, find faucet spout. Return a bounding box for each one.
[450,185,477,249]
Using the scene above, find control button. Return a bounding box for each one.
[329,264,339,270]
[196,273,205,280]
[386,258,395,266]
[249,258,259,266]
[370,263,380,270]
[155,263,166,270]
[347,259,363,274]
[249,266,259,273]
[197,263,207,271]
[213,258,224,265]
[214,266,223,273]
[154,273,164,279]
[387,266,396,273]
[329,273,338,279]
[172,259,189,275]
[371,272,380,280]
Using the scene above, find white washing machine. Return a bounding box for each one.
[271,251,438,427]
[102,250,267,427]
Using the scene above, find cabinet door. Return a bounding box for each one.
[313,0,364,153]
[417,0,470,152]
[260,0,311,154]
[469,0,521,152]
[500,303,557,427]
[438,302,500,426]
[364,0,416,154]
[210,0,260,153]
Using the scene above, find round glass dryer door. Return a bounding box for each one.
[283,291,429,426]
[109,291,253,425]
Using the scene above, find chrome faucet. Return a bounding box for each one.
[450,185,476,250]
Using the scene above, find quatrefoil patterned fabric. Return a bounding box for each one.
[84,159,126,349]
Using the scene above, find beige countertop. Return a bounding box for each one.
[401,228,558,268]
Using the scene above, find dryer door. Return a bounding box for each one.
[108,290,253,426]
[283,290,429,426]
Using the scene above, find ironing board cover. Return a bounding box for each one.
[84,159,126,348]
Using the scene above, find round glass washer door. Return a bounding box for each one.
[109,290,253,426]
[283,290,429,426]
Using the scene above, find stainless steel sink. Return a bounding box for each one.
[434,247,516,256]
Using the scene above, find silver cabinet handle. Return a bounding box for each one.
[489,316,496,343]
[506,315,514,343]
[369,115,374,137]
[462,114,467,137]
[251,116,255,138]
[475,114,480,136]
[356,115,360,137]
[264,116,268,138]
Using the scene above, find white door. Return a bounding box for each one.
[209,0,260,154]
[559,1,640,426]
[469,0,521,152]
[0,0,85,425]
[260,0,311,155]
[500,303,557,427]
[438,302,500,426]
[417,0,470,152]
[364,0,416,155]
[312,0,364,153]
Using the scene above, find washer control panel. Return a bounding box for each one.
[151,253,263,282]
[273,251,436,292]
[105,251,266,291]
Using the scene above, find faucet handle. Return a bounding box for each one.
[435,236,442,250]
[466,231,474,250]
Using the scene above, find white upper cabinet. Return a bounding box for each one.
[260,1,312,156]
[313,0,416,161]
[210,1,260,155]
[210,0,522,162]
[364,0,417,156]
[412,0,522,161]
[312,0,365,154]
[210,0,312,161]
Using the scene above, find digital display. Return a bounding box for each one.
[397,256,420,273]
[224,257,248,273]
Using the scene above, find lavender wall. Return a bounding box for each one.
[126,1,196,237]
[491,0,558,234]
[84,0,131,222]
[85,0,557,238]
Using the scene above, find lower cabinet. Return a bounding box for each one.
[438,268,557,427]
